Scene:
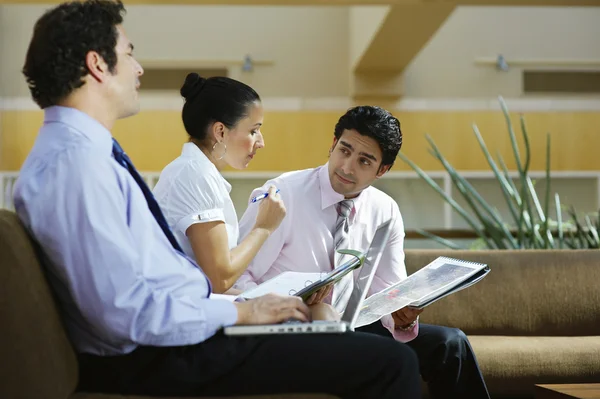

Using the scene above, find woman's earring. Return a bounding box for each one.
[212,141,227,160]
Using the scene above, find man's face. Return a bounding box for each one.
[327,129,390,198]
[107,25,144,119]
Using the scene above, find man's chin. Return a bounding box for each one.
[119,105,141,119]
[332,183,353,197]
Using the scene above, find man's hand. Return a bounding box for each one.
[234,294,311,325]
[392,306,423,329]
[305,284,333,306]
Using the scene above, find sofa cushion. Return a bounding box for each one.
[469,335,600,397]
[0,210,78,399]
[405,250,600,336]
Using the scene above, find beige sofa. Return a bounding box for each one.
[405,249,600,398]
[2,206,599,398]
[0,209,335,399]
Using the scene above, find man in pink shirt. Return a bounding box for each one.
[236,105,490,398]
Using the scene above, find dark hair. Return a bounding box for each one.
[22,0,125,108]
[180,73,261,141]
[334,105,402,168]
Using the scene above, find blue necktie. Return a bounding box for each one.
[111,139,184,253]
[112,139,212,297]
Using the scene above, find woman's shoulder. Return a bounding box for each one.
[156,156,224,201]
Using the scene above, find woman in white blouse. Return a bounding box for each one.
[153,73,286,295]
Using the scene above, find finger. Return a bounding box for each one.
[289,309,309,322]
[306,293,316,305]
[293,298,311,320]
[394,311,410,325]
[401,307,414,319]
[311,292,321,304]
[409,308,423,318]
[392,312,407,326]
[407,307,422,318]
[279,303,310,323]
[267,185,279,199]
[315,287,328,303]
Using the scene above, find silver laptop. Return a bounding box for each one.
[223,219,393,336]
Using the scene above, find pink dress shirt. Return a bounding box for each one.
[235,163,418,342]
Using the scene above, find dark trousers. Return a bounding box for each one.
[357,322,490,399]
[77,330,422,399]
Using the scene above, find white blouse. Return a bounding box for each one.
[153,143,239,262]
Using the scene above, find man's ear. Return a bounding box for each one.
[329,137,338,156]
[376,163,392,178]
[85,51,109,83]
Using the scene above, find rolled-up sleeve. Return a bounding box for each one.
[162,165,227,236]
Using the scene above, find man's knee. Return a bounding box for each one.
[384,339,420,369]
[441,327,469,357]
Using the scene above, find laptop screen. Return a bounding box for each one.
[340,218,393,328]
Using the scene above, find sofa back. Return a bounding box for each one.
[0,210,78,399]
[405,249,600,336]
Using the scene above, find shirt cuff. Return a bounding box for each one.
[233,274,259,292]
[176,208,225,235]
[205,299,238,329]
[380,313,419,343]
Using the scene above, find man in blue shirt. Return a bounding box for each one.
[13,1,421,397]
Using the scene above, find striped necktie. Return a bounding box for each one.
[332,199,354,312]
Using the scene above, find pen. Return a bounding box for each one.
[250,189,280,203]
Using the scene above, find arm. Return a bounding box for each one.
[187,194,276,293]
[41,155,238,346]
[164,167,286,293]
[233,182,291,291]
[369,203,420,342]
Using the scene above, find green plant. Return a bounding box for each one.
[397,96,599,250]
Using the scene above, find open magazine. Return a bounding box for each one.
[354,256,490,328]
[239,249,365,302]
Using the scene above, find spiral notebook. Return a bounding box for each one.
[354,256,490,328]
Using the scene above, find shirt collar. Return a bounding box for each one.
[317,162,365,219]
[43,105,113,156]
[181,142,232,192]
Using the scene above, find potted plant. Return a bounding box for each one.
[397,96,599,250]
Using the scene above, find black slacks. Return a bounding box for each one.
[77,330,422,399]
[356,322,491,399]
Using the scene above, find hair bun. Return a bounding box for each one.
[180,72,206,101]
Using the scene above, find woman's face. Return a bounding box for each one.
[222,101,265,170]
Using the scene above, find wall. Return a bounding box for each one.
[3,107,599,172]
[349,5,389,69]
[404,6,600,98]
[4,5,600,100]
[2,4,600,249]
[0,4,350,99]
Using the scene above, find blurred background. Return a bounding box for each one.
[1,0,599,249]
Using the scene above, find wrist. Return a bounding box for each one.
[396,315,419,331]
[233,302,249,325]
[252,225,273,236]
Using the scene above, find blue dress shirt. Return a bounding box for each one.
[13,106,238,356]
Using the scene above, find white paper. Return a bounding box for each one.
[354,257,486,328]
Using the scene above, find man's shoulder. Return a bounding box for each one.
[17,128,117,196]
[266,167,320,189]
[363,185,397,206]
